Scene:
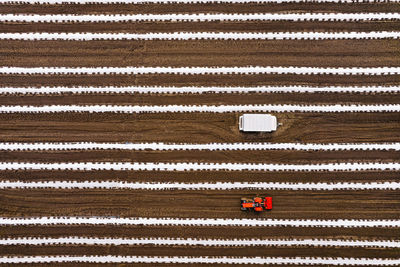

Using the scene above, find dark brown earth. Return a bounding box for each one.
[1,92,400,106]
[1,189,398,219]
[1,2,399,263]
[0,112,398,143]
[0,170,398,183]
[3,21,400,33]
[3,225,399,240]
[1,39,399,68]
[1,245,399,258]
[2,149,400,164]
[2,73,399,87]
[2,3,400,14]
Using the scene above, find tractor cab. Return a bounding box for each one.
[241,197,272,212]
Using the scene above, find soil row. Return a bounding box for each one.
[0,170,398,183]
[1,189,398,219]
[0,112,398,143]
[2,3,400,14]
[3,225,399,240]
[2,74,399,87]
[1,39,399,68]
[2,149,400,164]
[2,21,400,33]
[2,92,400,106]
[1,244,398,258]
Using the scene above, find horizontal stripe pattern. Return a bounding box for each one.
[0,104,398,113]
[2,66,400,75]
[0,255,399,265]
[1,142,399,151]
[1,181,398,190]
[1,237,398,248]
[3,13,400,22]
[1,32,400,40]
[1,217,399,227]
[0,162,399,171]
[1,86,399,94]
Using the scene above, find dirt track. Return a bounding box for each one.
[1,189,398,219]
[0,112,398,143]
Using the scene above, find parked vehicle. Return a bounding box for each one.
[239,114,278,132]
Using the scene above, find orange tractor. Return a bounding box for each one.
[241,197,272,212]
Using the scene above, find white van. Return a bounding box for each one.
[239,114,278,132]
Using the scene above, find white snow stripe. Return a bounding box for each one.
[1,181,399,190]
[0,86,400,94]
[3,13,400,22]
[1,256,399,265]
[2,142,400,151]
[0,104,399,113]
[1,32,400,40]
[0,162,399,171]
[1,237,399,248]
[2,66,400,75]
[6,0,400,4]
[1,217,399,227]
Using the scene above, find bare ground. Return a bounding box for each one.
[1,189,398,219]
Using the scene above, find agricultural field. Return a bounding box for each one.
[0,0,399,265]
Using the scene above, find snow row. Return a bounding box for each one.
[2,13,400,22]
[1,142,399,151]
[2,66,400,75]
[1,104,400,113]
[1,237,399,248]
[1,217,399,227]
[1,256,399,265]
[5,0,400,4]
[0,162,399,171]
[2,181,399,190]
[1,32,400,40]
[0,86,399,94]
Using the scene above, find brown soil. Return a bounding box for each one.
[1,189,398,219]
[2,74,399,87]
[1,245,399,258]
[1,39,399,68]
[0,170,398,183]
[3,21,400,33]
[0,112,398,143]
[2,149,400,164]
[1,93,400,106]
[3,225,399,240]
[2,3,400,14]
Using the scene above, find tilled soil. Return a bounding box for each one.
[3,74,399,87]
[2,149,400,164]
[1,93,400,106]
[1,189,398,219]
[0,112,398,143]
[2,3,400,14]
[1,245,399,258]
[1,2,400,264]
[1,39,399,68]
[0,170,398,183]
[3,225,399,240]
[3,21,400,33]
